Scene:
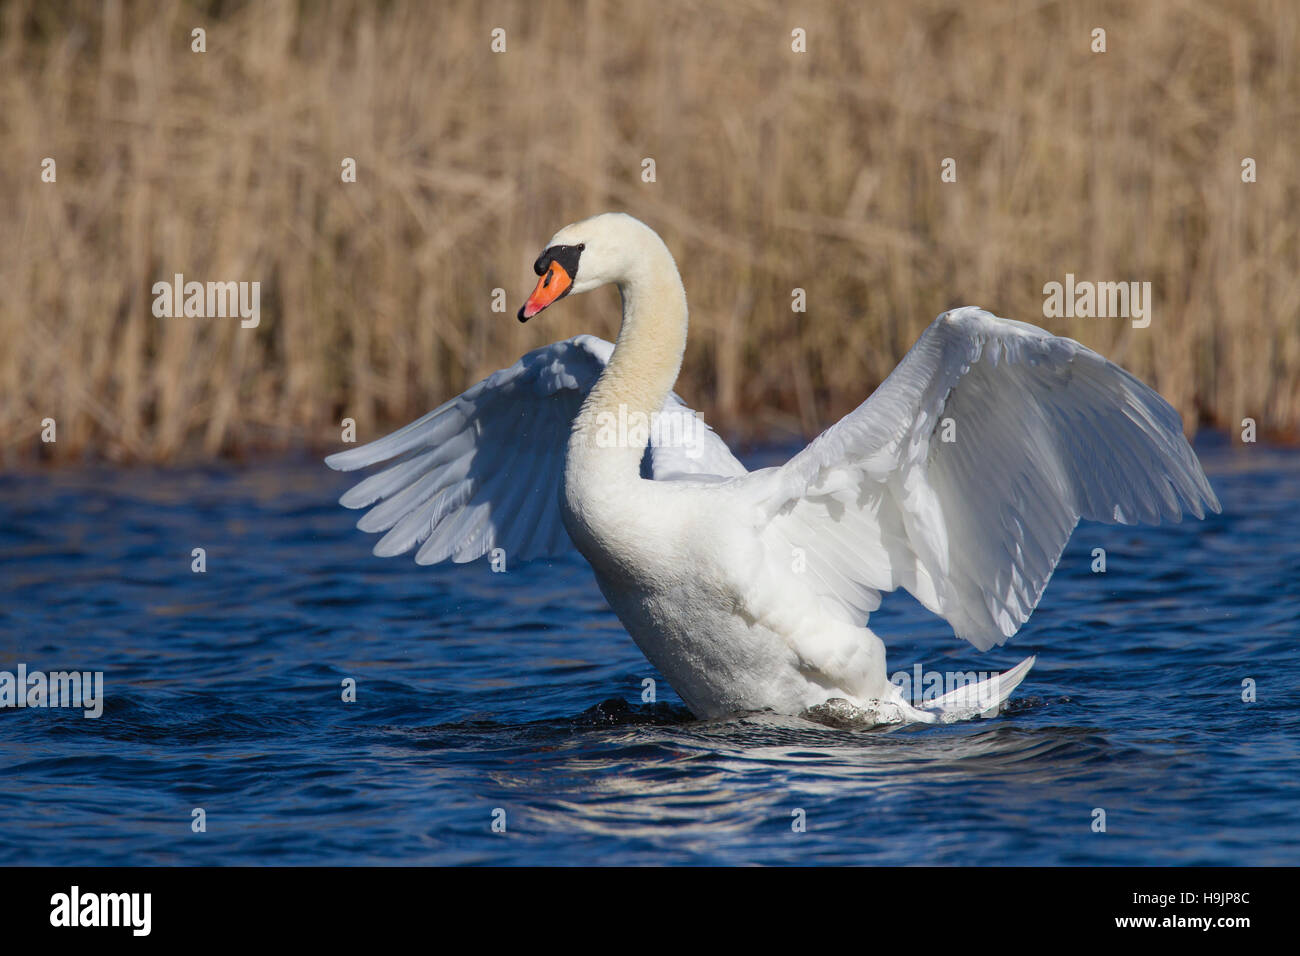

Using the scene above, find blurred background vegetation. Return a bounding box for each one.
[1,0,1297,465]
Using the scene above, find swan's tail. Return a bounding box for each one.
[897,656,1037,724]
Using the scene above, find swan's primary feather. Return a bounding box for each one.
[325,334,745,564]
[752,306,1221,651]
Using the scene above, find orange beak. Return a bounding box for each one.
[518,260,573,322]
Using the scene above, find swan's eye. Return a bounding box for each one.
[578,243,585,251]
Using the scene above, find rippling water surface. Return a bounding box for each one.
[1,435,1297,865]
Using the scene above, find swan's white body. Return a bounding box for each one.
[327,213,1219,723]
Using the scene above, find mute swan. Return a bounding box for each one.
[326,213,1219,724]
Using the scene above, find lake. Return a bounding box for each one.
[1,433,1296,865]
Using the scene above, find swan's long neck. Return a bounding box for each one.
[569,240,688,483]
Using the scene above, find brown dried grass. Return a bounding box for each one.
[1,0,1296,465]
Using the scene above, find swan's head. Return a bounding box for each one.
[518,212,654,322]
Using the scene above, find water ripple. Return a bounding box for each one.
[1,436,1297,864]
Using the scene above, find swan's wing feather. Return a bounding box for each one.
[327,334,743,565]
[326,335,601,564]
[642,391,747,481]
[759,306,1220,649]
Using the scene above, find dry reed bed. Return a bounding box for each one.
[1,0,1297,465]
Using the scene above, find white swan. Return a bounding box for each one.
[326,213,1219,724]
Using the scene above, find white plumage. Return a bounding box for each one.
[326,335,743,565]
[327,213,1219,723]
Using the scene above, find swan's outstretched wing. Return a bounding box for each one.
[326,334,744,565]
[756,307,1220,650]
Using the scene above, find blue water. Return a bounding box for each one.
[1,434,1296,865]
